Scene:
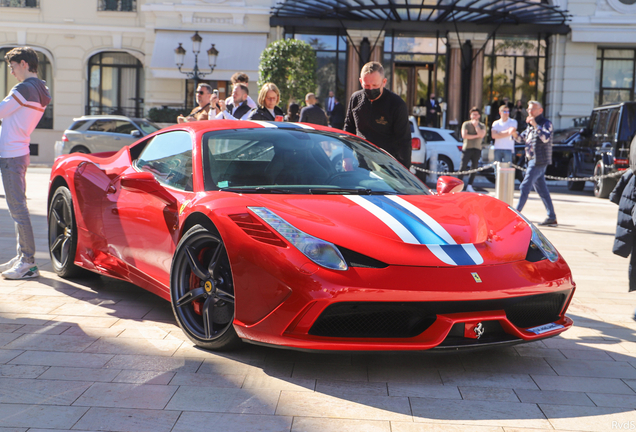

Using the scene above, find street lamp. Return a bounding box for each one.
[174,31,219,99]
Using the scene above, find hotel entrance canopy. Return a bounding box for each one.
[270,0,570,35]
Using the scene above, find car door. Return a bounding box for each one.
[102,130,194,285]
[577,111,601,175]
[86,119,139,153]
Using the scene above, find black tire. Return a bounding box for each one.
[593,160,617,199]
[566,159,585,191]
[436,155,454,174]
[48,186,82,278]
[70,146,90,154]
[170,224,240,351]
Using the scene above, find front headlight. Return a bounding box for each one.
[509,207,559,263]
[249,207,348,271]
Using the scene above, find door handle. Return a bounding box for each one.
[107,184,116,194]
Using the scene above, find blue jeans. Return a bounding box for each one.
[516,158,556,220]
[0,155,35,264]
[493,149,513,163]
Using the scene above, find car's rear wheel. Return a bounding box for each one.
[593,160,617,198]
[48,186,82,278]
[70,145,90,154]
[566,159,585,191]
[170,224,240,351]
[436,155,453,174]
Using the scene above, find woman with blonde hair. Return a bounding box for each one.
[248,83,284,121]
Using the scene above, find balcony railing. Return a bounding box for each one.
[0,0,39,8]
[98,0,136,11]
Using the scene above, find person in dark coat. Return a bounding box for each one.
[328,97,345,130]
[286,102,300,122]
[248,83,284,121]
[424,93,441,127]
[299,93,328,126]
[610,135,636,294]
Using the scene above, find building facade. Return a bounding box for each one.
[0,0,273,163]
[0,0,634,164]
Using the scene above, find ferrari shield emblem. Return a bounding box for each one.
[471,272,482,283]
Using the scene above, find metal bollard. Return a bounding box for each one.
[428,152,438,185]
[495,161,515,205]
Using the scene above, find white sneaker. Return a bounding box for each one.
[0,256,19,272]
[2,262,39,280]
[466,185,476,192]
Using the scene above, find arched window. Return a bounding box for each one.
[0,47,53,129]
[87,51,144,117]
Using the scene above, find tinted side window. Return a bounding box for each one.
[619,104,636,142]
[69,120,88,131]
[607,109,620,138]
[136,131,193,191]
[594,110,609,135]
[420,130,443,141]
[113,121,137,135]
[88,120,116,132]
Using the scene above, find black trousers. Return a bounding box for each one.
[460,148,481,186]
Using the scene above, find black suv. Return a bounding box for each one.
[568,102,636,198]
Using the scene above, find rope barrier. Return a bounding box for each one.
[411,161,626,182]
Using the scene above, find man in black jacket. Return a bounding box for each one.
[344,62,411,167]
[299,93,328,126]
[424,93,441,127]
[329,96,345,130]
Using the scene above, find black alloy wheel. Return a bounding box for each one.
[48,186,82,278]
[170,224,240,350]
[566,158,585,191]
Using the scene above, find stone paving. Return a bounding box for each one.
[0,168,634,432]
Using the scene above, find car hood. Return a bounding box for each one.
[237,192,533,267]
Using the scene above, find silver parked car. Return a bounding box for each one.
[59,115,161,155]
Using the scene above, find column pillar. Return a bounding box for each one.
[344,30,385,103]
[447,39,462,128]
[470,47,484,111]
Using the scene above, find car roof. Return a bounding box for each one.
[71,115,146,122]
[593,101,636,111]
[154,119,344,135]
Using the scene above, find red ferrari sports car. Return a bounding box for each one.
[48,120,574,351]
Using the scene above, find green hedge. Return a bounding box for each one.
[147,107,184,123]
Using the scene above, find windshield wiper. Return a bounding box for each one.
[218,187,293,194]
[308,188,396,195]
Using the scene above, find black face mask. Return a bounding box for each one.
[364,88,382,100]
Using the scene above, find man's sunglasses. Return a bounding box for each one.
[196,91,207,95]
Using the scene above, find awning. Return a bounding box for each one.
[149,31,268,80]
[271,0,570,35]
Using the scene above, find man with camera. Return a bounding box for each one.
[177,83,216,123]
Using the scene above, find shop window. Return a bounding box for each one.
[0,47,53,129]
[98,0,136,11]
[596,48,635,106]
[288,33,348,106]
[87,51,144,117]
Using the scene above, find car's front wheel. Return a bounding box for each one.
[48,186,82,278]
[170,224,240,351]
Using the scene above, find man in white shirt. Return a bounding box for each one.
[490,104,518,163]
[0,47,51,279]
[217,83,251,120]
[326,90,336,115]
[225,72,256,110]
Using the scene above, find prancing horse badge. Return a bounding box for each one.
[471,272,482,283]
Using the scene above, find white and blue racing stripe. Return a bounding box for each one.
[345,195,483,266]
[248,121,314,130]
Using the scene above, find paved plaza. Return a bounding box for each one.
[0,168,634,431]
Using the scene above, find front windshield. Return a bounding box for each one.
[135,119,161,135]
[202,128,429,195]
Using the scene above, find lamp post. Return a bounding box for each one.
[174,31,219,104]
